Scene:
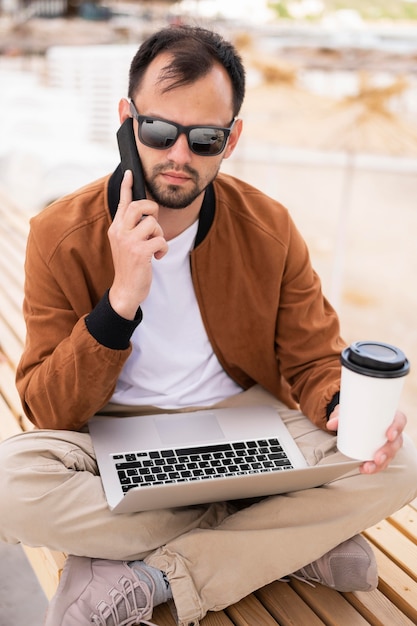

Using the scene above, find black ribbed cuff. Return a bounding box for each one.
[85,290,142,350]
[326,391,340,420]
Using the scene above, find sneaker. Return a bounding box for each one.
[290,534,378,592]
[45,555,158,626]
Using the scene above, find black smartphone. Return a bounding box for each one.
[116,117,146,201]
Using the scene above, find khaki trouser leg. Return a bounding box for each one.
[0,430,232,558]
[0,386,416,626]
[146,386,417,625]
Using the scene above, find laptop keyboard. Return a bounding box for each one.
[112,438,294,494]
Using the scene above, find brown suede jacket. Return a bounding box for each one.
[16,167,345,431]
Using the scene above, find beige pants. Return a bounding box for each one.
[1,386,417,626]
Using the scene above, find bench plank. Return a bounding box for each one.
[367,543,417,623]
[256,581,326,625]
[0,395,22,440]
[153,603,236,626]
[0,315,24,363]
[22,546,66,602]
[290,578,371,625]
[389,504,417,543]
[226,591,289,625]
[0,360,24,419]
[365,518,417,580]
[344,589,416,626]
[0,265,25,315]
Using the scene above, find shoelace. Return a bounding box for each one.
[288,573,317,588]
[91,572,159,626]
[287,562,323,588]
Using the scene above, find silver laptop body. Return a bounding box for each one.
[89,406,359,514]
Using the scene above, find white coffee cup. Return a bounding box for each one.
[337,341,410,461]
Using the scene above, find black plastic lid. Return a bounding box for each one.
[341,341,410,378]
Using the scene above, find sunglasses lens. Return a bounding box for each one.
[138,116,229,156]
[140,119,178,149]
[189,128,227,155]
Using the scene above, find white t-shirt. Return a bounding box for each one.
[111,220,242,408]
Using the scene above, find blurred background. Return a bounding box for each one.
[1,2,417,623]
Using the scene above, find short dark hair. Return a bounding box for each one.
[128,25,246,117]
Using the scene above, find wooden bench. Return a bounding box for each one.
[0,191,416,625]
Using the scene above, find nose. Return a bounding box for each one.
[165,132,192,164]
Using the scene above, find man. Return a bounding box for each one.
[0,25,416,626]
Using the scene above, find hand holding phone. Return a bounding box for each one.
[109,119,168,319]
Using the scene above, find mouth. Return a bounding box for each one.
[161,171,191,186]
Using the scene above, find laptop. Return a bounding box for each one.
[88,406,360,514]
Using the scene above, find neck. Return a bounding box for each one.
[157,199,203,241]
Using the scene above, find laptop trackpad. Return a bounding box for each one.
[155,411,225,447]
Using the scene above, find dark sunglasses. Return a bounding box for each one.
[129,101,235,156]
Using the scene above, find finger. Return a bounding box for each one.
[137,214,165,240]
[360,461,378,474]
[141,218,168,254]
[360,431,404,475]
[117,170,133,217]
[326,416,338,432]
[114,200,160,234]
[141,234,169,261]
[117,171,158,228]
[379,432,404,462]
[386,410,406,442]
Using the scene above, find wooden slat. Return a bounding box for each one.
[152,603,178,625]
[364,519,417,581]
[0,316,25,368]
[0,224,28,255]
[389,505,417,543]
[0,395,22,440]
[154,603,236,626]
[0,229,27,274]
[343,589,416,626]
[256,581,326,625]
[0,189,32,235]
[199,611,236,625]
[289,578,371,625]
[365,543,417,624]
[0,360,24,419]
[0,262,25,312]
[226,592,284,625]
[21,546,66,601]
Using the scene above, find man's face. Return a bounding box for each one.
[124,53,242,210]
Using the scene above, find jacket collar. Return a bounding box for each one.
[108,165,215,248]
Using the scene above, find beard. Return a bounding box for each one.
[145,162,219,209]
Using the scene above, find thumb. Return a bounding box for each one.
[326,416,339,432]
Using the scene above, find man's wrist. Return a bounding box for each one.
[85,290,142,349]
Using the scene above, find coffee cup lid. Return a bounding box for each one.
[341,341,410,378]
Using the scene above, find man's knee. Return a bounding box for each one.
[0,429,96,546]
[0,432,29,484]
[0,434,33,542]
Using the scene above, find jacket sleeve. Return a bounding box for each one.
[274,218,345,428]
[16,226,140,431]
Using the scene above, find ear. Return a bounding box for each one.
[223,118,243,160]
[118,98,131,124]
